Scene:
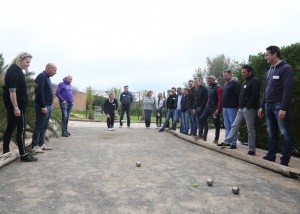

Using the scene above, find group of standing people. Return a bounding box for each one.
[146,45,293,166]
[2,52,74,162]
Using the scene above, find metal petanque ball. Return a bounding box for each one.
[136,161,141,167]
[207,178,213,186]
[232,186,240,194]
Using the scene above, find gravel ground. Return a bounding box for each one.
[0,121,299,214]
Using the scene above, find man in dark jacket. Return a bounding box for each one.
[198,76,222,143]
[218,65,260,156]
[193,77,208,139]
[159,87,177,132]
[31,63,57,153]
[103,93,119,131]
[180,88,192,134]
[222,70,241,149]
[258,45,293,166]
[119,85,133,128]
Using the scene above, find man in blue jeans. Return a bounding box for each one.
[119,85,133,128]
[31,63,57,153]
[56,75,74,137]
[221,70,240,149]
[258,45,294,166]
[159,87,176,132]
[171,87,182,131]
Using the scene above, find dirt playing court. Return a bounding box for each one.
[0,121,299,213]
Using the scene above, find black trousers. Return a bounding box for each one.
[156,111,162,127]
[3,107,26,155]
[107,113,115,128]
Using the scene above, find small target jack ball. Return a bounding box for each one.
[207,178,213,186]
[136,161,141,167]
[232,186,240,195]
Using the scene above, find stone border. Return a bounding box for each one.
[167,129,300,180]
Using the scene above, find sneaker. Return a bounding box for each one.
[111,127,114,131]
[127,126,130,128]
[247,151,256,155]
[158,129,164,132]
[20,153,38,162]
[217,142,230,147]
[108,128,113,131]
[32,146,44,153]
[40,144,53,150]
[62,132,69,137]
[119,125,123,128]
[230,145,237,149]
[66,131,71,136]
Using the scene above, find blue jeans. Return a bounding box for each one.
[171,109,181,130]
[60,102,73,133]
[181,111,190,133]
[265,103,292,165]
[161,109,175,130]
[32,104,52,147]
[144,109,152,127]
[189,109,197,135]
[199,108,220,140]
[223,107,238,146]
[120,104,131,126]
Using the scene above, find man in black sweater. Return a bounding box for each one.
[258,45,293,166]
[218,65,260,156]
[222,70,241,149]
[31,63,57,153]
[159,87,177,132]
[103,93,119,131]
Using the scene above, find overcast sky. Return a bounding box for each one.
[1,0,299,94]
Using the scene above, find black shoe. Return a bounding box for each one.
[20,153,38,162]
[202,136,207,141]
[280,162,288,166]
[66,131,71,136]
[62,132,69,137]
[263,156,275,162]
[158,129,164,132]
[230,145,237,149]
[247,151,256,155]
[217,142,230,147]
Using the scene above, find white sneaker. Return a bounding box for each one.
[108,128,112,131]
[40,144,53,150]
[33,146,44,153]
[111,127,114,131]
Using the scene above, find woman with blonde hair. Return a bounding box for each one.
[155,92,165,129]
[2,52,37,162]
[143,90,155,128]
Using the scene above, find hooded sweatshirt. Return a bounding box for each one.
[260,60,293,110]
[56,77,74,103]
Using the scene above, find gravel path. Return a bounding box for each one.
[0,121,299,214]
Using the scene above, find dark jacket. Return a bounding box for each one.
[3,64,28,110]
[206,83,222,111]
[181,94,191,112]
[166,94,176,109]
[222,79,240,108]
[35,71,54,107]
[193,85,208,110]
[187,87,196,108]
[120,91,133,105]
[260,61,293,110]
[239,75,260,109]
[103,98,118,114]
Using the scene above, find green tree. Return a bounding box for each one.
[194,54,240,86]
[86,86,94,119]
